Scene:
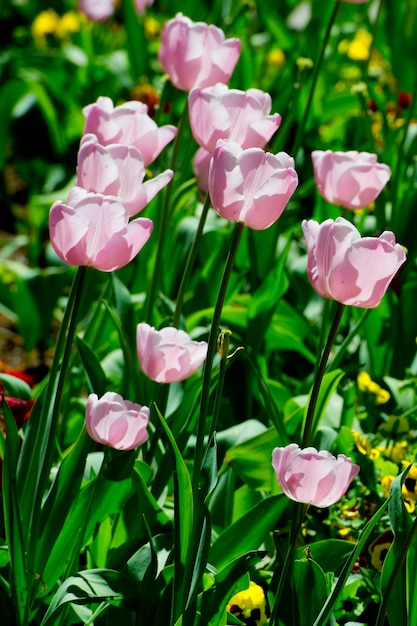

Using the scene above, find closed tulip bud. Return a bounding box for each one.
[136,323,208,383]
[76,134,173,216]
[79,0,114,21]
[272,444,360,508]
[86,392,149,450]
[312,150,391,210]
[49,187,153,272]
[208,140,298,230]
[302,217,406,308]
[83,97,177,166]
[158,14,241,92]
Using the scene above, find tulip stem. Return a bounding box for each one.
[292,0,342,158]
[143,99,189,324]
[192,222,245,496]
[270,501,309,626]
[302,302,345,448]
[173,193,211,328]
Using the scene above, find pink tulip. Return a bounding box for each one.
[83,97,177,167]
[193,147,212,193]
[189,84,281,153]
[302,217,406,308]
[76,134,173,216]
[133,0,154,14]
[49,187,153,272]
[208,140,298,230]
[272,444,360,508]
[158,14,241,91]
[78,0,114,21]
[86,392,149,450]
[312,150,391,210]
[136,323,208,383]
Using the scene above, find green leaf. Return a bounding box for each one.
[313,499,389,626]
[379,468,413,626]
[76,336,107,396]
[293,556,328,626]
[224,427,283,491]
[296,539,354,576]
[199,552,266,626]
[41,451,134,592]
[40,569,137,626]
[35,430,91,577]
[247,238,290,351]
[1,396,27,626]
[155,406,194,621]
[210,494,287,571]
[0,374,32,400]
[307,369,345,441]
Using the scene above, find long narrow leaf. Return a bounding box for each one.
[2,396,27,626]
[155,406,194,622]
[313,499,390,626]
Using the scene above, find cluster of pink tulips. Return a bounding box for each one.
[48,11,406,509]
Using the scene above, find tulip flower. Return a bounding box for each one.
[133,0,153,14]
[302,217,406,308]
[49,187,153,272]
[83,97,177,166]
[193,147,212,193]
[189,84,281,191]
[312,150,391,210]
[189,84,281,153]
[78,0,114,21]
[158,14,241,91]
[136,323,208,383]
[86,392,149,450]
[272,443,360,508]
[76,134,173,216]
[208,140,298,230]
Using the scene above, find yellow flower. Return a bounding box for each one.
[266,49,285,68]
[144,16,160,38]
[340,30,373,61]
[32,9,60,43]
[357,371,390,404]
[57,11,82,38]
[381,441,408,464]
[352,431,380,459]
[402,464,417,500]
[381,475,394,498]
[369,529,393,570]
[357,371,372,392]
[227,581,267,626]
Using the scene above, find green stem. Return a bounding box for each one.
[208,345,229,442]
[270,502,308,626]
[292,0,342,157]
[143,100,189,323]
[302,302,345,448]
[173,193,211,328]
[192,222,245,496]
[328,308,369,372]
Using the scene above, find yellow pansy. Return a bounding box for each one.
[32,9,60,43]
[57,11,82,38]
[227,581,267,626]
